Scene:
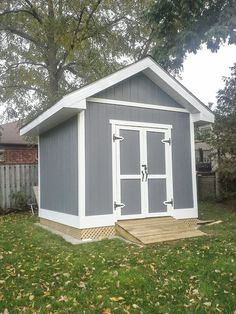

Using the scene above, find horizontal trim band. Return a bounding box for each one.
[88,97,189,113]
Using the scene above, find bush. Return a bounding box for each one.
[10,191,28,211]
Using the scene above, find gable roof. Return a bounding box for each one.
[20,56,214,136]
[0,121,28,145]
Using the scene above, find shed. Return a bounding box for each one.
[20,57,214,240]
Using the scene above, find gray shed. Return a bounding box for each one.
[20,57,214,240]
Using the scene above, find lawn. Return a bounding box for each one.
[0,203,235,314]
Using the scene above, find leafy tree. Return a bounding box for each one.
[0,0,152,121]
[198,65,236,199]
[146,0,236,72]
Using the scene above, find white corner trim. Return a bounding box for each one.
[38,136,41,211]
[78,110,86,223]
[88,97,188,113]
[39,209,80,228]
[79,214,116,228]
[190,114,198,215]
[172,208,198,219]
[109,119,173,130]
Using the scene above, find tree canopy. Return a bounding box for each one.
[0,0,152,121]
[146,0,236,72]
[0,0,236,121]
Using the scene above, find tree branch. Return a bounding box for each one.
[23,0,43,24]
[0,26,43,48]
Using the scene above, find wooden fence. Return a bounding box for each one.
[0,164,38,209]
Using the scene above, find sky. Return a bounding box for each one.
[180,44,236,107]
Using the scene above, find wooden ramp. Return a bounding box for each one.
[116,217,205,244]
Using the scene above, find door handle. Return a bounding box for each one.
[141,164,148,182]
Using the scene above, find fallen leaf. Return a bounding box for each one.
[102,308,111,314]
[204,302,211,307]
[58,295,68,302]
[110,296,124,302]
[29,294,34,301]
[132,304,139,308]
[3,309,9,314]
[78,281,86,289]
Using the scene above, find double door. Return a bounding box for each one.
[113,123,173,219]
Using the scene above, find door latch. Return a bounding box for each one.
[141,164,148,181]
[114,202,125,209]
[113,134,124,142]
[161,138,171,144]
[163,199,174,206]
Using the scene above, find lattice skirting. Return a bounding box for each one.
[81,226,116,240]
[40,218,115,240]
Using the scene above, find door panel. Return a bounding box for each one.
[120,129,140,175]
[115,124,172,219]
[146,130,168,214]
[120,179,141,215]
[147,132,166,174]
[148,179,166,213]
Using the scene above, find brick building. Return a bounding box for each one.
[0,121,37,164]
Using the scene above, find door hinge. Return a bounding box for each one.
[114,202,125,209]
[161,138,171,145]
[163,198,173,206]
[113,134,124,142]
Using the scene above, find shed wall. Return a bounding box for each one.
[94,73,183,108]
[40,116,78,215]
[85,102,193,216]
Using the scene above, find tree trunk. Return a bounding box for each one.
[46,0,60,107]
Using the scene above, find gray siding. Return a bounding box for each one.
[94,73,183,108]
[85,102,193,216]
[40,116,78,215]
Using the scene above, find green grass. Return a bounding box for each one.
[0,203,235,314]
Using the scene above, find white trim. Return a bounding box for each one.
[172,208,198,219]
[113,122,173,220]
[39,209,80,228]
[78,110,86,224]
[88,97,188,113]
[189,114,198,216]
[110,119,173,130]
[21,57,214,136]
[79,214,116,228]
[38,136,41,210]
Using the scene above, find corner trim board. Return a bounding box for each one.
[189,114,198,214]
[78,110,86,225]
[88,97,188,113]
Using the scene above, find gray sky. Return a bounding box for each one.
[180,44,236,106]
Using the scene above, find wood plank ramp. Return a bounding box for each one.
[116,217,205,244]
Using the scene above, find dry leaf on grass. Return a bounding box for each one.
[102,308,112,314]
[109,296,124,302]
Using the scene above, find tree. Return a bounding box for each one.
[198,64,236,199]
[146,0,236,72]
[0,0,152,121]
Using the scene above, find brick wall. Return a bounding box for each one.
[0,145,38,164]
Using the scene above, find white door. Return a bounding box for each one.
[113,122,173,220]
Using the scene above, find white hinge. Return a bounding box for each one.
[114,202,125,209]
[163,198,173,206]
[161,138,171,145]
[113,134,124,142]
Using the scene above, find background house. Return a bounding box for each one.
[0,121,38,210]
[0,121,37,164]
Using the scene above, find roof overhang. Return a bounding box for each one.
[20,57,214,136]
